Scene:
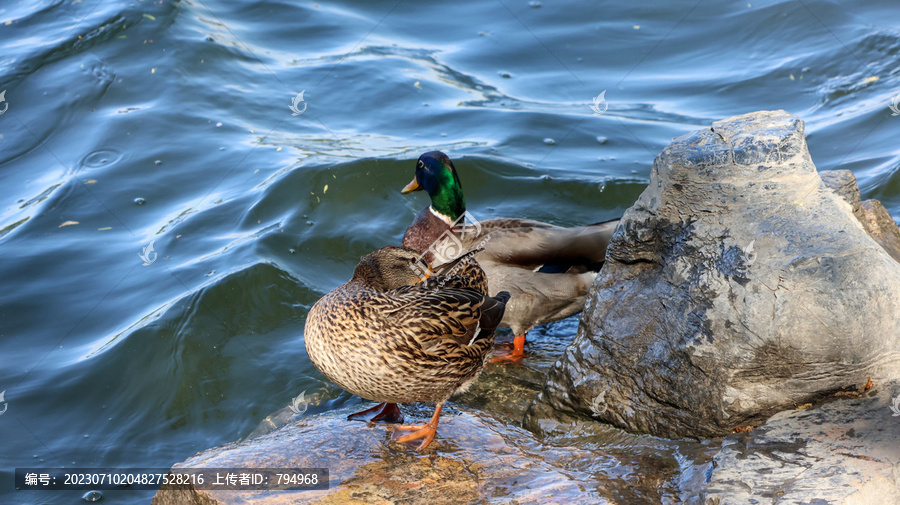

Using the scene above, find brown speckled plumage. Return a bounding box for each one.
[304,246,508,406]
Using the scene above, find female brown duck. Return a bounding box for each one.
[304,246,509,450]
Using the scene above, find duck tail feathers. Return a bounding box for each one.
[478,290,510,335]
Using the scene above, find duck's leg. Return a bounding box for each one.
[488,333,527,364]
[347,402,404,424]
[512,335,526,355]
[394,403,443,450]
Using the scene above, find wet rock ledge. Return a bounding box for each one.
[681,380,900,505]
[151,404,655,505]
[526,109,900,439]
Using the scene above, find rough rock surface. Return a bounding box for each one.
[681,381,900,505]
[151,404,671,505]
[819,170,861,208]
[526,110,900,439]
[857,199,900,262]
[821,169,900,262]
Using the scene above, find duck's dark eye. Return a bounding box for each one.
[417,160,424,169]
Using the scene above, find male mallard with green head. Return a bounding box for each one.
[304,245,509,450]
[401,151,618,362]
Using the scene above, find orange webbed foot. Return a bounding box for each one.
[488,335,527,364]
[394,404,443,450]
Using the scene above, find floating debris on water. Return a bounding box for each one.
[82,490,103,502]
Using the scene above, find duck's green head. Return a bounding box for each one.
[401,151,466,221]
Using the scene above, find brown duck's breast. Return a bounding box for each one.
[401,207,451,255]
[303,287,488,404]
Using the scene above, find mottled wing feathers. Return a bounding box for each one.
[422,255,488,293]
[379,286,497,351]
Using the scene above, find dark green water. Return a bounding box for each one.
[1,0,898,503]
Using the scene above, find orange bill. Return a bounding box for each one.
[401,177,421,194]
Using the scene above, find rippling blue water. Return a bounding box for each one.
[1,0,898,502]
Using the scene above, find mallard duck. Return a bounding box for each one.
[304,245,510,450]
[401,151,618,361]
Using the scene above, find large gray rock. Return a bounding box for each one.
[526,110,900,438]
